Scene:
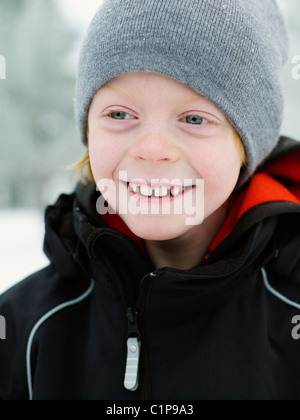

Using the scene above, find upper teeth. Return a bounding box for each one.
[129,183,183,197]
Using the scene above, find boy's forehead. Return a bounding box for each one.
[102,71,197,92]
[96,72,217,108]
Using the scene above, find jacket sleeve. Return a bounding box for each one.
[0,287,31,400]
[0,264,70,400]
[0,267,55,400]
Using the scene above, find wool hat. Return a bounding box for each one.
[75,0,289,186]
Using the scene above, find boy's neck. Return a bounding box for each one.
[144,202,229,271]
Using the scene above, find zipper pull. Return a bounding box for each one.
[124,308,141,392]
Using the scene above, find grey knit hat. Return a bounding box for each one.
[75,0,289,186]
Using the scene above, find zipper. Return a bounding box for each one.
[124,307,141,392]
[135,272,156,400]
[123,272,156,396]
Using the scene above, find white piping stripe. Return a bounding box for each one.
[261,268,300,310]
[26,279,95,401]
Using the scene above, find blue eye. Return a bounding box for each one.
[185,115,206,125]
[109,111,132,120]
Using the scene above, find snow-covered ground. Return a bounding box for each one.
[0,210,49,294]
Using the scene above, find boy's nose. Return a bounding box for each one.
[130,127,181,164]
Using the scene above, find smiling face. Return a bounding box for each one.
[88,72,243,241]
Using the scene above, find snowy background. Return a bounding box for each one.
[0,0,104,294]
[0,0,300,294]
[0,210,48,293]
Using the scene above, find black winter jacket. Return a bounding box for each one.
[1,137,300,401]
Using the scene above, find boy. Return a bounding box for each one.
[1,0,300,400]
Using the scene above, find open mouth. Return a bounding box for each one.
[126,182,194,199]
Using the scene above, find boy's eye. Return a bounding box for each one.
[185,115,207,125]
[109,111,133,120]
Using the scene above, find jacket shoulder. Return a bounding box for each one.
[1,265,66,321]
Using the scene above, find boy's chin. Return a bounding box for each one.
[120,214,196,241]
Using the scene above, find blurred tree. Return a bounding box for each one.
[0,0,84,208]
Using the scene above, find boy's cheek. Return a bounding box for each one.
[89,142,117,182]
[207,145,241,181]
[207,161,240,191]
[202,161,240,214]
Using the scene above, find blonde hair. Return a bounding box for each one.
[70,128,247,183]
[234,130,247,166]
[69,148,94,183]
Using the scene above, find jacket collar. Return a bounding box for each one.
[72,185,278,280]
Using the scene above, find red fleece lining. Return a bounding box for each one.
[209,151,300,253]
[101,150,300,256]
[267,150,300,182]
[209,173,300,253]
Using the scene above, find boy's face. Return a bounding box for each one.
[88,72,243,241]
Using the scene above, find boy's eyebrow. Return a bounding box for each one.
[100,85,137,100]
[180,93,212,106]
